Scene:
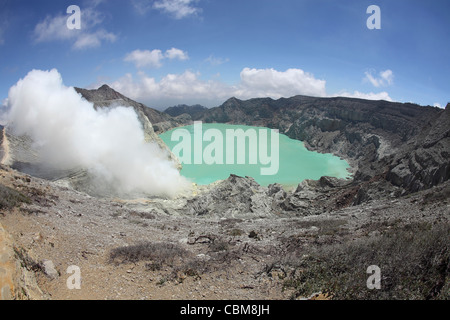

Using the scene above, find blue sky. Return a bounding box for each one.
[0,0,449,109]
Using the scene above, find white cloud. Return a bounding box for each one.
[107,65,395,108]
[165,47,189,60]
[125,49,165,68]
[205,55,230,66]
[153,0,202,19]
[364,69,394,87]
[132,0,153,14]
[433,103,443,109]
[110,67,328,107]
[335,90,392,101]
[89,0,108,7]
[380,70,394,84]
[111,70,230,106]
[34,14,72,43]
[124,48,189,69]
[235,68,327,99]
[33,7,116,50]
[73,30,117,50]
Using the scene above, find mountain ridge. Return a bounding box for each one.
[164,104,208,119]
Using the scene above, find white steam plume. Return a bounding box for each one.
[4,69,190,198]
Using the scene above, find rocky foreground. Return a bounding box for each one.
[0,164,449,300]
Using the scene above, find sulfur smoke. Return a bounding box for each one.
[3,69,190,198]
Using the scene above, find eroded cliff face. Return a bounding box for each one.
[386,104,450,192]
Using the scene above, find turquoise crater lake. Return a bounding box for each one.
[159,123,351,187]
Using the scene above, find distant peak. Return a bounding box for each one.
[96,84,123,98]
[224,97,242,104]
[98,84,113,91]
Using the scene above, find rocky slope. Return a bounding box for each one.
[0,162,448,300]
[76,85,189,134]
[75,85,172,128]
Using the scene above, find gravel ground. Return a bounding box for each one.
[0,165,448,300]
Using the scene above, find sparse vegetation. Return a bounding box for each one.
[281,222,450,300]
[127,218,149,227]
[13,246,42,273]
[145,262,162,271]
[293,218,348,235]
[0,183,31,212]
[109,242,189,265]
[208,239,230,252]
[19,185,58,207]
[171,259,207,282]
[127,210,156,220]
[421,186,450,206]
[228,228,245,237]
